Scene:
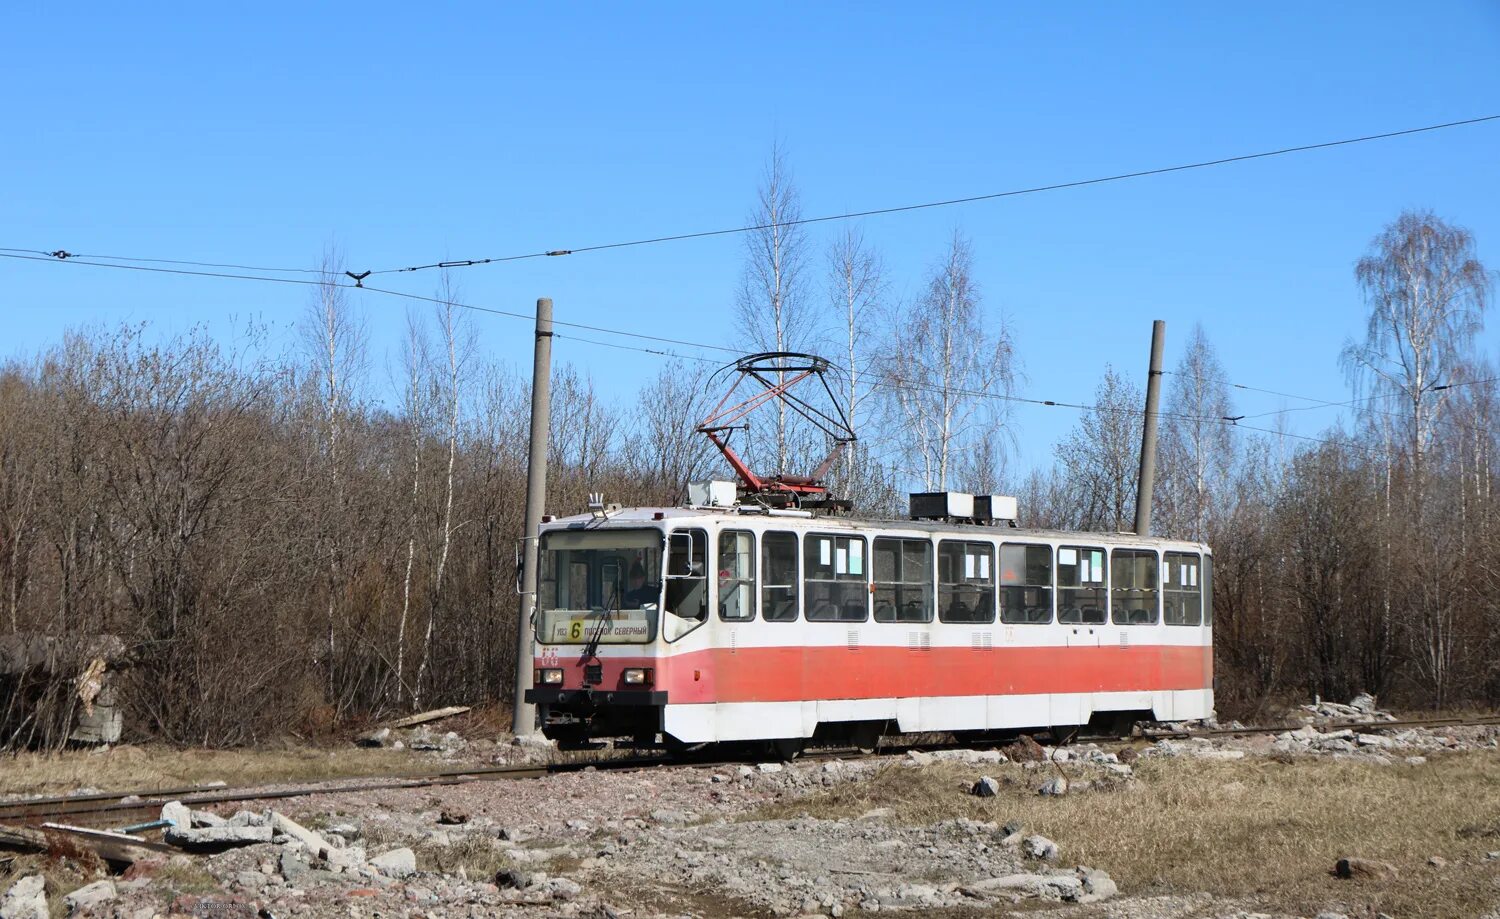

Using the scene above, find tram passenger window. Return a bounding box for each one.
[873,537,933,623]
[1057,546,1106,624]
[719,530,756,621]
[1203,554,1213,626]
[1163,552,1202,625]
[938,540,995,623]
[1000,544,1053,624]
[1110,549,1159,625]
[761,531,798,622]
[663,529,708,641]
[804,534,869,622]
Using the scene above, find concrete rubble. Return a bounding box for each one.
[0,875,47,919]
[15,699,1500,918]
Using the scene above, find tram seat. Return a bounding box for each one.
[1082,606,1104,624]
[1027,606,1051,623]
[944,599,972,621]
[844,599,868,620]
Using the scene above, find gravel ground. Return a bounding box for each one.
[7,704,1499,918]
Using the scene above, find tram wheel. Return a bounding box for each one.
[770,737,806,761]
[1049,724,1081,745]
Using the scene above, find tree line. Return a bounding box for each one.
[0,151,1492,747]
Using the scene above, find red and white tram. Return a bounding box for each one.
[524,491,1213,750]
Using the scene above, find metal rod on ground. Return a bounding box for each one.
[512,297,553,735]
[1133,319,1166,537]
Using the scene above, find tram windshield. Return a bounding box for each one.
[536,529,661,644]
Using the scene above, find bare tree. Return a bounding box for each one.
[1342,210,1491,707]
[394,309,430,706]
[1054,367,1143,531]
[735,142,811,474]
[414,275,473,707]
[1160,325,1236,541]
[301,245,366,700]
[626,360,719,503]
[826,226,885,504]
[1344,210,1491,507]
[880,232,1016,491]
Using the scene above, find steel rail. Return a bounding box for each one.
[0,754,675,824]
[5,713,1496,826]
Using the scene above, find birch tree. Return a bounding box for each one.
[1054,367,1143,532]
[1160,325,1236,541]
[414,275,471,707]
[394,310,430,705]
[1344,210,1490,510]
[301,245,365,700]
[880,232,1016,491]
[823,227,886,501]
[1342,210,1491,706]
[735,142,811,474]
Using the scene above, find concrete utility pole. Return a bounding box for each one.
[512,297,553,735]
[1134,319,1166,537]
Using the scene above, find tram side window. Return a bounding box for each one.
[1057,546,1106,624]
[719,530,756,621]
[938,540,995,623]
[1163,552,1202,625]
[1000,544,1053,624]
[874,537,933,623]
[1204,554,1213,626]
[1111,549,1159,625]
[804,534,869,622]
[663,529,708,640]
[761,531,798,622]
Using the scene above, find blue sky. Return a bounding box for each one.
[4,3,1498,476]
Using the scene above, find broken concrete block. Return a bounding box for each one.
[63,879,116,913]
[190,810,227,828]
[320,844,366,872]
[0,875,47,919]
[356,727,391,748]
[165,825,274,849]
[160,800,193,831]
[369,847,416,879]
[270,813,331,856]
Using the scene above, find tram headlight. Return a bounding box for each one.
[537,668,564,685]
[622,668,653,686]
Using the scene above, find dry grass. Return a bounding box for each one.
[752,752,1500,918]
[0,744,432,797]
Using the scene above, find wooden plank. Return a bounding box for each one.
[384,705,471,730]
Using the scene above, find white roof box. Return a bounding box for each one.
[974,494,1018,523]
[687,480,738,508]
[909,492,974,520]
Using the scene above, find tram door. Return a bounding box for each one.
[1057,546,1109,705]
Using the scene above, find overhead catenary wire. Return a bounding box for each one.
[0,252,1482,458]
[6,114,1497,279]
[0,251,740,357]
[370,114,1500,274]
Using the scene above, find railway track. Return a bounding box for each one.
[5,713,1496,827]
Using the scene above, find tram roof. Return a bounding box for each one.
[541,506,1210,553]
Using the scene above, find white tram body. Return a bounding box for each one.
[525,500,1213,746]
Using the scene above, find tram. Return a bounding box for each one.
[524,488,1212,750]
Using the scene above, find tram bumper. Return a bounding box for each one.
[524,688,668,743]
[525,688,668,706]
